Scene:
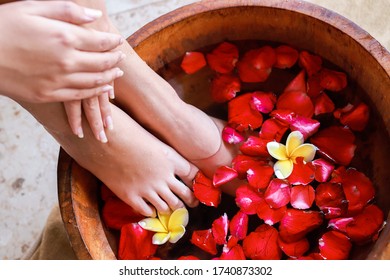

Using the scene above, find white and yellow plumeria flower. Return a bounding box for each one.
[266,131,317,179]
[138,207,189,245]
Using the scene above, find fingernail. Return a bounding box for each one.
[109,88,115,99]
[119,52,126,61]
[101,85,113,93]
[76,127,84,139]
[83,8,103,20]
[99,130,108,143]
[105,116,114,130]
[116,69,124,78]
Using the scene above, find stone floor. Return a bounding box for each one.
[0,0,389,260]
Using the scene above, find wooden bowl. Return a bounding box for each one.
[58,0,390,259]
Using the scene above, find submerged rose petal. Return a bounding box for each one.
[230,211,249,240]
[237,46,276,82]
[246,163,274,190]
[235,184,264,214]
[213,165,238,188]
[319,68,347,92]
[279,209,323,242]
[256,201,287,225]
[212,213,229,245]
[306,74,324,98]
[228,93,264,131]
[180,51,207,74]
[310,126,356,166]
[287,158,315,185]
[315,182,348,219]
[298,50,322,76]
[274,45,299,69]
[276,91,314,118]
[284,70,306,93]
[190,229,218,255]
[222,126,245,144]
[290,185,315,209]
[206,41,239,74]
[243,224,282,260]
[312,158,335,182]
[178,255,200,260]
[264,179,291,208]
[278,237,310,258]
[250,91,277,113]
[313,92,335,115]
[334,102,370,131]
[193,171,221,207]
[259,118,289,142]
[319,231,352,260]
[210,74,241,103]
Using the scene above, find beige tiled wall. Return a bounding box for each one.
[0,0,388,259]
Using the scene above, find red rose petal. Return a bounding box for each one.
[228,93,264,131]
[246,162,274,190]
[190,229,218,255]
[313,92,335,115]
[345,204,385,244]
[102,197,144,230]
[212,213,229,245]
[310,126,356,166]
[276,91,314,118]
[213,165,238,188]
[288,157,316,185]
[180,51,207,74]
[312,158,335,183]
[274,45,299,69]
[306,74,324,98]
[229,211,249,240]
[270,109,296,124]
[243,224,282,260]
[118,223,157,260]
[226,235,240,249]
[335,103,370,131]
[240,136,269,157]
[283,70,306,93]
[279,209,323,242]
[319,231,352,260]
[289,115,320,139]
[278,237,310,258]
[101,184,116,202]
[319,68,347,92]
[222,126,245,145]
[178,255,200,260]
[290,185,315,210]
[206,41,239,74]
[193,171,221,207]
[298,50,322,76]
[315,182,348,219]
[250,91,277,113]
[328,217,354,233]
[256,201,287,225]
[210,74,241,103]
[232,154,268,179]
[237,46,276,83]
[259,118,289,142]
[220,244,246,260]
[235,184,264,214]
[264,179,291,208]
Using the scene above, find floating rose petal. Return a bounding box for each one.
[298,50,322,76]
[274,45,299,69]
[259,118,289,142]
[335,103,370,131]
[345,204,384,244]
[206,41,239,74]
[328,217,354,233]
[232,154,268,179]
[102,197,144,230]
[247,163,274,190]
[289,115,320,139]
[319,68,347,92]
[279,209,323,242]
[228,93,264,131]
[319,231,352,260]
[278,237,310,258]
[306,74,324,98]
[240,136,269,157]
[230,211,249,240]
[226,235,240,249]
[287,157,315,186]
[264,179,291,208]
[310,126,356,166]
[315,182,347,219]
[290,185,315,210]
[220,244,246,260]
[235,185,264,214]
[250,91,277,114]
[276,91,314,118]
[283,70,306,93]
[222,126,245,145]
[331,168,375,215]
[270,109,296,124]
[256,201,287,225]
[118,223,157,260]
[190,229,218,255]
[180,51,207,74]
[212,213,229,245]
[312,158,335,182]
[210,74,241,103]
[313,92,335,115]
[193,171,221,207]
[242,224,282,260]
[237,46,276,82]
[213,166,238,188]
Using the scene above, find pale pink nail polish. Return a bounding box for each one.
[77,127,84,139]
[99,130,108,143]
[105,116,114,130]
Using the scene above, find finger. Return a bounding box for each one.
[169,178,199,208]
[70,50,125,73]
[74,29,124,52]
[145,192,170,215]
[27,1,104,25]
[63,101,84,138]
[98,94,114,131]
[51,84,113,102]
[62,67,124,89]
[82,96,107,143]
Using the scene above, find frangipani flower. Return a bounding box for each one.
[138,208,189,245]
[266,131,317,179]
